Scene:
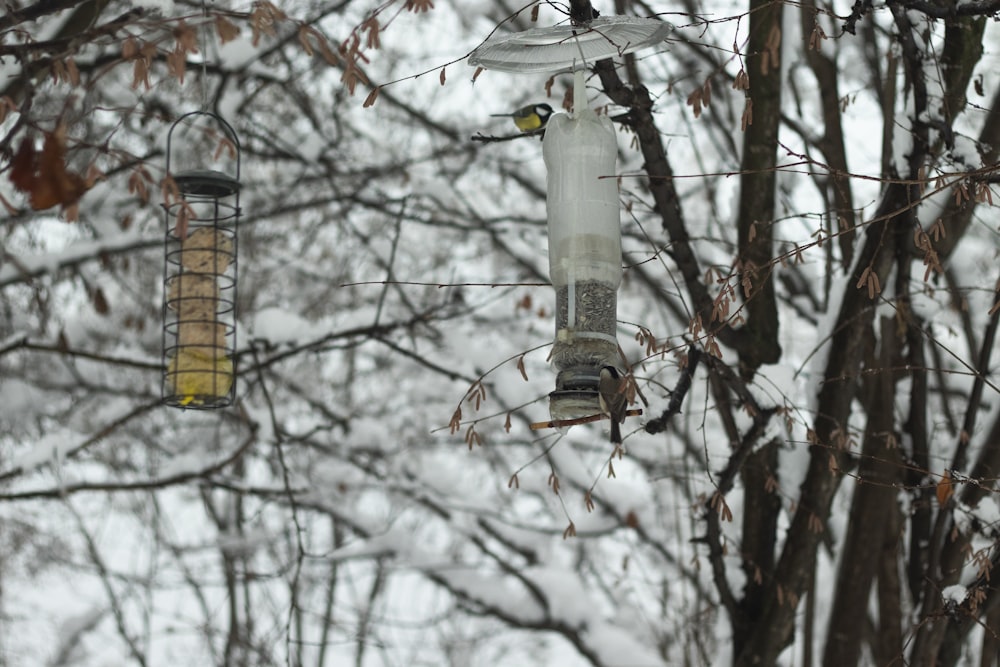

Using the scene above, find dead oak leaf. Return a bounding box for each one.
[9,129,88,211]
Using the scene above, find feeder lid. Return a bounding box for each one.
[468,16,671,73]
[173,169,240,197]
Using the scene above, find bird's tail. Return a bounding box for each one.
[610,420,622,445]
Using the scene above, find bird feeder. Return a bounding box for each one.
[469,17,669,421]
[161,111,241,409]
[544,89,621,419]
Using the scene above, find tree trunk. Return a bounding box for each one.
[735,0,783,376]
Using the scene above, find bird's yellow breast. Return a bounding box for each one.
[513,113,544,132]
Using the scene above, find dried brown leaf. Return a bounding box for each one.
[856,266,871,292]
[92,286,110,315]
[0,96,15,124]
[741,97,753,131]
[132,58,151,90]
[298,24,315,56]
[362,17,380,49]
[686,88,702,118]
[516,355,528,381]
[733,68,749,90]
[215,16,241,44]
[316,37,338,65]
[213,136,237,161]
[9,128,88,211]
[173,20,199,54]
[65,58,80,86]
[167,48,187,84]
[250,1,285,46]
[936,470,953,505]
[405,0,434,12]
[122,36,139,59]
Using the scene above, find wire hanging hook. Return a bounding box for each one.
[569,30,590,118]
[199,0,210,110]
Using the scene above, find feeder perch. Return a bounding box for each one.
[470,18,668,421]
[161,111,241,409]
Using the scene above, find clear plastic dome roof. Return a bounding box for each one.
[468,16,671,74]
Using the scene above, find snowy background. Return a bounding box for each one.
[1,0,1000,665]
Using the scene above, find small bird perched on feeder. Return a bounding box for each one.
[491,103,554,132]
[599,366,628,445]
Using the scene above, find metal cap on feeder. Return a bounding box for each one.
[167,111,241,197]
[161,111,242,409]
[470,17,668,422]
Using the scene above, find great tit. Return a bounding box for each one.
[491,103,554,133]
[599,366,628,445]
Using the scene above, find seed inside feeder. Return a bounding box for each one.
[167,274,219,317]
[177,319,228,355]
[165,226,235,404]
[180,227,234,274]
[553,279,619,369]
[555,279,617,335]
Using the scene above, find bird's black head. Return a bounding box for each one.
[601,365,621,380]
[535,103,554,121]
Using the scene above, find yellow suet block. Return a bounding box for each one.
[166,348,233,406]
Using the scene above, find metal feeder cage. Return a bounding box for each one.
[161,111,241,409]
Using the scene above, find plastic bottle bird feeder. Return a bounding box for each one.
[469,17,669,421]
[544,99,621,419]
[161,111,241,409]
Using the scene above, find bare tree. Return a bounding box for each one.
[1,0,999,666]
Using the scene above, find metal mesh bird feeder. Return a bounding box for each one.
[469,18,669,421]
[161,111,241,409]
